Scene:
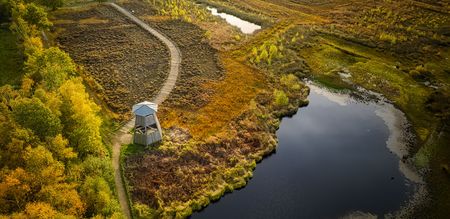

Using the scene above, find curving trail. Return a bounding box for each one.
[108,3,181,218]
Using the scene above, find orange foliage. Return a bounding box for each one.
[162,54,267,139]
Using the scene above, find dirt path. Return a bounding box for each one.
[108,3,181,218]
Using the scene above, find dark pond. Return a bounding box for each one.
[193,84,419,219]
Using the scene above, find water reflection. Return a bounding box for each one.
[206,7,261,34]
[193,84,417,219]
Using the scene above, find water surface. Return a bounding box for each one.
[193,85,417,218]
[206,7,261,34]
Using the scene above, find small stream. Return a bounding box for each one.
[192,83,421,218]
[206,7,261,34]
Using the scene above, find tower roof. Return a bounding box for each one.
[132,101,158,116]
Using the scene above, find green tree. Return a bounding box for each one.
[25,47,76,90]
[22,3,52,30]
[80,177,120,217]
[0,128,38,169]
[38,0,64,11]
[45,134,77,161]
[81,156,115,188]
[12,97,62,140]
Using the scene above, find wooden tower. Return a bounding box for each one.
[132,101,162,146]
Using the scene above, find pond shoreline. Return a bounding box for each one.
[192,82,426,218]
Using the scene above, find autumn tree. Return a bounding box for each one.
[45,134,77,162]
[21,3,52,30]
[59,78,105,158]
[12,97,61,140]
[80,177,120,217]
[0,168,31,213]
[1,1,122,217]
[25,47,76,90]
[13,202,57,219]
[81,156,115,187]
[9,1,52,39]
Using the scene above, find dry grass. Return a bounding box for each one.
[195,21,240,50]
[161,54,267,139]
[79,17,109,24]
[221,0,327,23]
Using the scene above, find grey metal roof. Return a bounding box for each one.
[133,105,155,116]
[132,101,158,116]
[132,101,158,113]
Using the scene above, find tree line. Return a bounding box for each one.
[0,0,122,218]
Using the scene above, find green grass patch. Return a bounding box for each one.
[349,60,435,141]
[301,35,437,141]
[304,43,367,75]
[312,74,354,91]
[0,27,23,86]
[122,143,147,156]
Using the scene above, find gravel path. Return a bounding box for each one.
[108,3,181,218]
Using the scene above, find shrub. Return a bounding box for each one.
[273,89,289,106]
[280,74,301,90]
[379,32,397,44]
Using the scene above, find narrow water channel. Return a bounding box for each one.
[193,84,418,218]
[206,7,261,34]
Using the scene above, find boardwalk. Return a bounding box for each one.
[108,3,181,218]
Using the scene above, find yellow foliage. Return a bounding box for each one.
[59,78,104,157]
[280,74,301,90]
[23,202,57,219]
[23,36,43,57]
[273,89,289,106]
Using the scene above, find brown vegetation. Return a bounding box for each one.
[51,0,449,217]
[113,1,309,217]
[54,5,170,119]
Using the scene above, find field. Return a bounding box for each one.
[51,0,449,217]
[53,5,170,118]
[0,26,23,86]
